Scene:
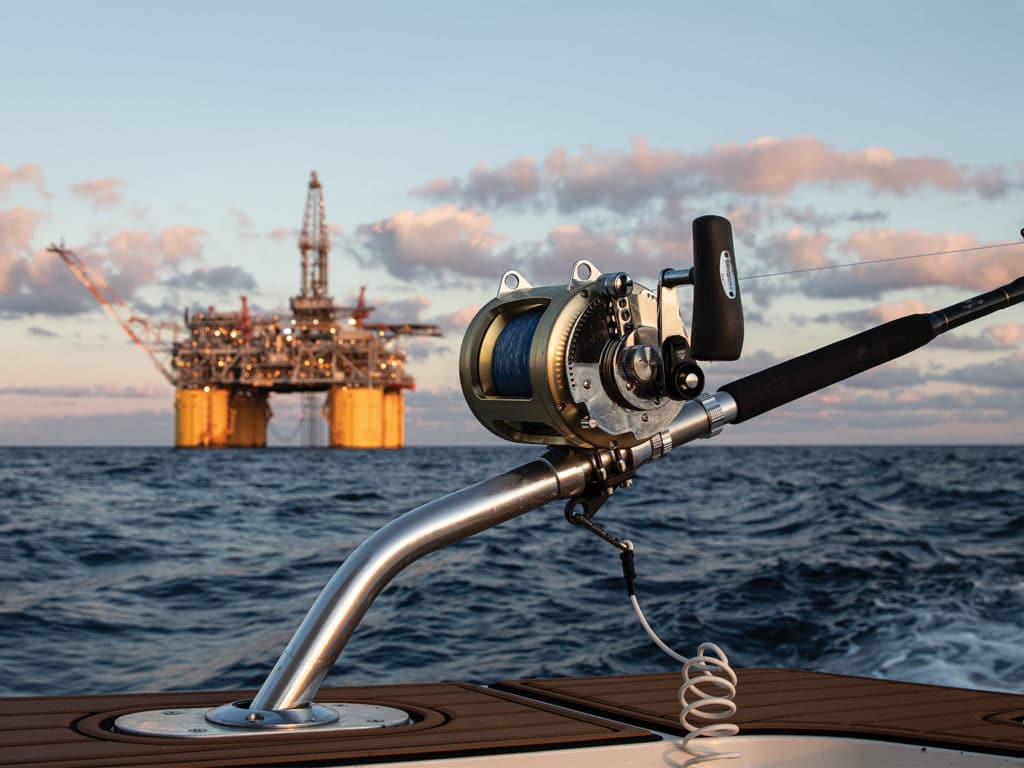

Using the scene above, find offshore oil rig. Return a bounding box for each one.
[52,173,440,448]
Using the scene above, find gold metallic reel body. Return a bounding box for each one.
[459,261,687,449]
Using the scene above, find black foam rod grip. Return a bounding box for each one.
[689,215,744,360]
[719,314,935,423]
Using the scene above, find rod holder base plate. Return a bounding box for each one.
[114,700,411,738]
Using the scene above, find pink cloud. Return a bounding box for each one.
[70,177,125,209]
[0,163,50,199]
[759,228,832,272]
[0,207,45,293]
[1,223,209,316]
[876,300,931,322]
[434,305,480,332]
[988,323,1024,346]
[539,224,625,275]
[416,177,460,197]
[418,136,1015,213]
[694,137,974,197]
[355,205,510,281]
[804,229,1022,299]
[158,225,205,263]
[416,157,540,208]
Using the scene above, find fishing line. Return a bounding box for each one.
[740,239,1023,281]
[618,541,740,767]
[491,307,544,397]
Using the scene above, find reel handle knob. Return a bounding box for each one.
[690,215,744,361]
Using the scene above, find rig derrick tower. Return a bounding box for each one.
[295,172,334,446]
[294,171,333,316]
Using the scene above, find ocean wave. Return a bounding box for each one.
[0,445,1021,697]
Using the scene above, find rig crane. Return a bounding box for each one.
[47,242,178,385]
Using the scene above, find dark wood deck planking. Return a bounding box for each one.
[0,682,654,768]
[499,668,1024,757]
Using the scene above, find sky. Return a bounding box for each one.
[1,0,1022,446]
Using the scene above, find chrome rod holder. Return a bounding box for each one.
[114,394,737,737]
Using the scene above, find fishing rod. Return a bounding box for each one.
[116,215,1023,738]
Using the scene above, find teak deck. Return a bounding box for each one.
[500,668,1024,757]
[2,669,1023,767]
[0,683,653,768]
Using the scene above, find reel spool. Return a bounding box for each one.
[459,215,744,449]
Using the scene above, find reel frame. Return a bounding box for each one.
[459,260,688,449]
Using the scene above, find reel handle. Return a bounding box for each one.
[689,215,744,361]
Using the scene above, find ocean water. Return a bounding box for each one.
[0,445,1021,698]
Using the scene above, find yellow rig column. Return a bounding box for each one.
[326,386,404,448]
[228,391,270,448]
[175,387,230,448]
[383,390,404,448]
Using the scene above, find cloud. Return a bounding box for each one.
[835,364,927,391]
[415,157,541,209]
[724,203,889,247]
[0,383,166,398]
[417,136,1015,214]
[162,265,257,293]
[542,138,686,213]
[70,177,125,209]
[354,205,512,282]
[339,292,432,325]
[933,324,1024,352]
[803,230,1021,299]
[757,228,832,272]
[811,299,932,329]
[847,209,890,224]
[987,324,1024,347]
[157,225,206,263]
[353,196,711,287]
[0,207,45,293]
[521,224,629,283]
[943,353,1024,390]
[0,218,211,316]
[26,326,58,338]
[431,305,480,334]
[0,163,50,199]
[0,408,172,446]
[690,136,1007,199]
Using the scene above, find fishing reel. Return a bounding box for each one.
[459,215,744,448]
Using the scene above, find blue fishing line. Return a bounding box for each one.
[492,308,544,396]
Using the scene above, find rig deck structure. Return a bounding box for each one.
[172,172,441,448]
[55,172,440,449]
